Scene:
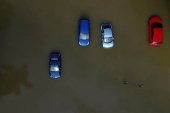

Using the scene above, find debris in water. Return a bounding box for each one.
[124,81,144,87]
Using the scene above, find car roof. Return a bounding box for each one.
[50,54,59,66]
[153,28,162,42]
[51,60,58,66]
[104,29,112,37]
[80,20,89,33]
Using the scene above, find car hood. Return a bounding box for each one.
[50,71,60,78]
[102,41,114,48]
[79,39,90,46]
[153,28,162,42]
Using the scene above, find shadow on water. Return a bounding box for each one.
[0,64,33,100]
[79,13,89,20]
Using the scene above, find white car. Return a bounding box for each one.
[101,22,114,48]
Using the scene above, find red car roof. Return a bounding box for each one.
[153,28,162,42]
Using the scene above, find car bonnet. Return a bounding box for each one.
[79,39,90,46]
[50,71,60,78]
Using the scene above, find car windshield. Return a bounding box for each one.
[80,33,89,40]
[50,66,59,72]
[152,23,162,28]
[104,37,113,43]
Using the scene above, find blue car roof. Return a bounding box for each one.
[51,60,58,66]
[50,54,60,66]
[79,20,89,33]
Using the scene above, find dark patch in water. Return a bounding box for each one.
[0,64,32,99]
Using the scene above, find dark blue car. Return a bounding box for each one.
[49,53,61,78]
[78,19,90,46]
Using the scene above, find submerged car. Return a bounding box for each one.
[49,53,61,78]
[149,16,163,46]
[78,19,90,46]
[101,22,114,48]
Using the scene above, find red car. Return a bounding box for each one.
[149,16,163,46]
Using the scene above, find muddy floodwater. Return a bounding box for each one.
[0,0,170,113]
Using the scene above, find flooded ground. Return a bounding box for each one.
[0,0,170,112]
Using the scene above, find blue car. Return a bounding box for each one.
[49,53,61,78]
[78,19,90,46]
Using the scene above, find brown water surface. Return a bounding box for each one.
[0,0,170,113]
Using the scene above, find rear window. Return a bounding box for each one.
[51,58,58,60]
[104,37,113,43]
[152,23,162,28]
[153,42,161,44]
